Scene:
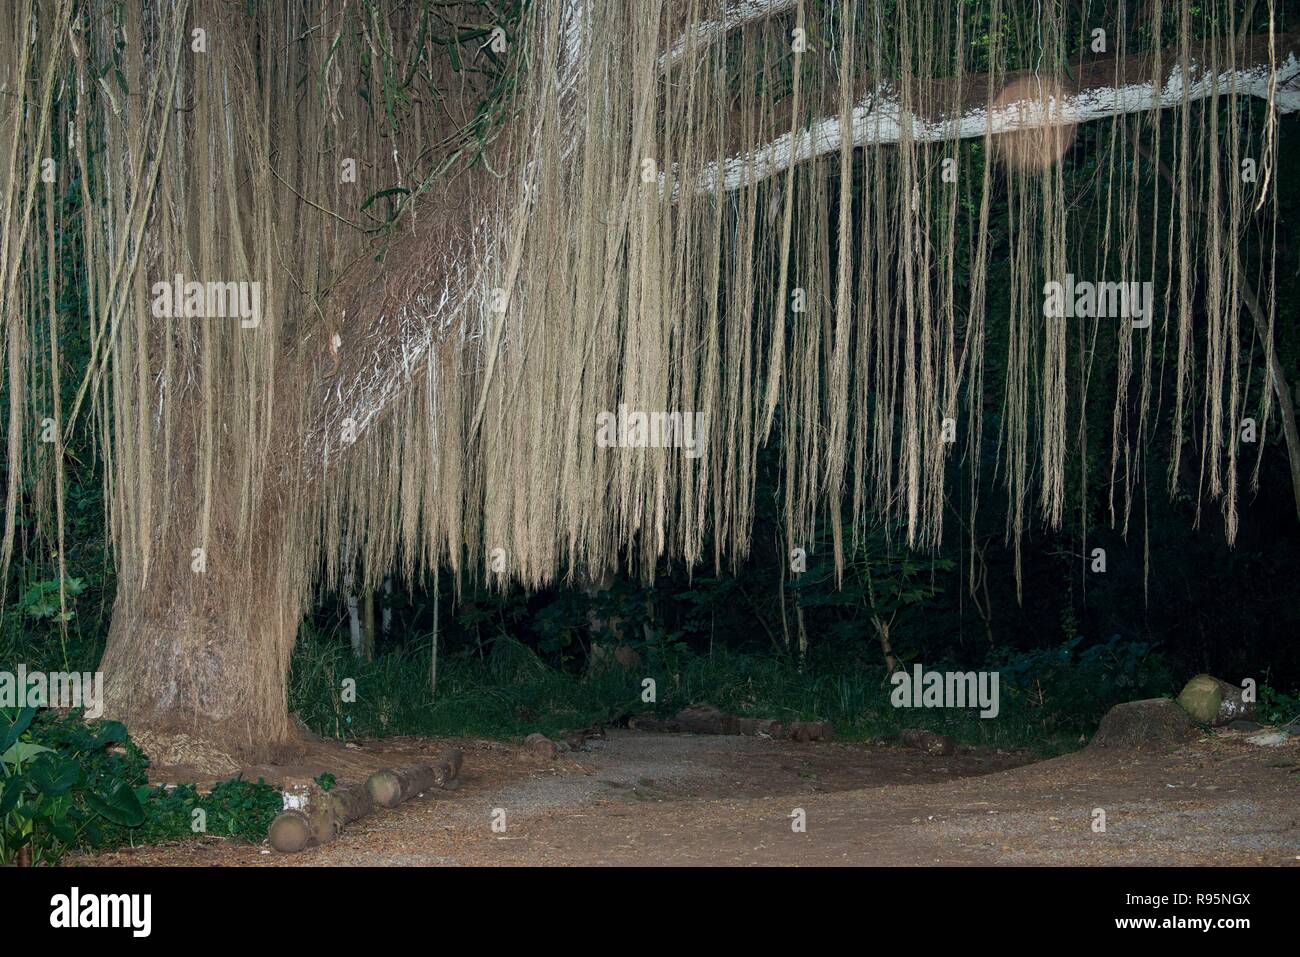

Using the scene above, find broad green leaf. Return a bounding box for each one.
[1,741,54,767]
[85,780,145,827]
[0,706,37,753]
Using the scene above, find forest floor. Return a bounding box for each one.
[72,728,1300,866]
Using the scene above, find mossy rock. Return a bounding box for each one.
[1176,674,1253,726]
[1090,698,1196,750]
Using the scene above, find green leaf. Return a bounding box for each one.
[0,776,24,815]
[90,720,129,747]
[0,706,37,753]
[49,819,78,844]
[84,780,145,827]
[28,756,81,796]
[1,741,54,767]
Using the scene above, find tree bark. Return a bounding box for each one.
[268,781,375,854]
[361,592,376,662]
[98,532,303,763]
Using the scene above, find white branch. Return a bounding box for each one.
[693,50,1300,193]
[305,23,1300,472]
[659,0,799,73]
[304,0,587,469]
[303,208,496,471]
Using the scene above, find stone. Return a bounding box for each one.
[1090,698,1196,749]
[1245,731,1289,748]
[523,732,558,759]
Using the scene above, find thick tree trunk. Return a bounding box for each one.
[98,516,305,764]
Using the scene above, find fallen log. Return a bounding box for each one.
[735,717,785,737]
[673,704,739,735]
[268,781,374,854]
[1176,674,1255,726]
[627,713,668,732]
[366,751,464,808]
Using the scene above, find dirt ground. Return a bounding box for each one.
[70,728,1300,866]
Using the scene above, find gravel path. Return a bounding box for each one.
[73,728,1300,866]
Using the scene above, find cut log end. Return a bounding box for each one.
[367,753,464,808]
[367,770,403,809]
[268,781,374,852]
[268,809,314,854]
[1177,674,1255,726]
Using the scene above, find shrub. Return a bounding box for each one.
[1,707,283,864]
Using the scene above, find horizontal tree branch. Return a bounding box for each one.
[303,29,1300,472]
[659,0,799,73]
[298,182,496,472]
[692,33,1300,193]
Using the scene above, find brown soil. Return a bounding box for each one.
[69,728,1300,866]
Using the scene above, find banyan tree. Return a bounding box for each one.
[1,0,1296,760]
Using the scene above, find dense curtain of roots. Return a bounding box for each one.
[418,0,1283,592]
[0,0,1288,654]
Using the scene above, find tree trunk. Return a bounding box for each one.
[98,525,304,765]
[382,575,394,640]
[361,592,376,662]
[347,592,363,658]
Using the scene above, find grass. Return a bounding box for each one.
[10,614,1265,758]
[288,630,1134,755]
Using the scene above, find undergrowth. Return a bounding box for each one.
[288,627,1188,755]
[1,707,281,865]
